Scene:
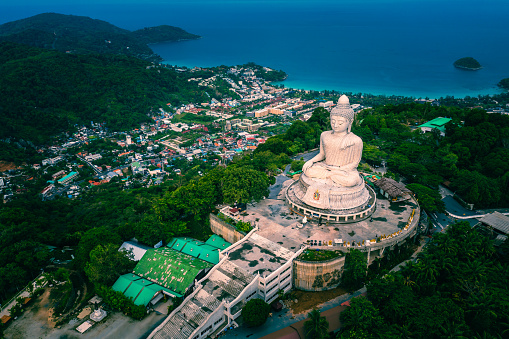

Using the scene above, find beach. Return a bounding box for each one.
[1,0,509,98]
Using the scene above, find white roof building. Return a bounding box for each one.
[119,241,151,261]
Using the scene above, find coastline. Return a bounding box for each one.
[147,36,202,46]
[157,57,504,99]
[156,56,504,100]
[269,77,504,99]
[454,65,483,71]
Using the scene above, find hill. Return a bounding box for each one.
[0,13,200,62]
[0,42,211,143]
[131,25,200,44]
[453,57,482,70]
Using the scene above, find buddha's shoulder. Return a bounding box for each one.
[346,132,363,143]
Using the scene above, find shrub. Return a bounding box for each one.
[242,298,270,327]
[96,285,146,320]
[235,221,253,233]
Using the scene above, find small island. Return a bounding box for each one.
[453,57,482,71]
[499,78,509,90]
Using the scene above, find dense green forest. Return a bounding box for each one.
[131,25,200,44]
[0,155,269,306]
[356,103,509,208]
[338,221,509,339]
[0,42,224,143]
[0,13,199,61]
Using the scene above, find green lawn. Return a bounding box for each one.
[298,249,342,262]
[173,112,217,125]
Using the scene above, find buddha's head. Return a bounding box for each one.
[330,95,354,133]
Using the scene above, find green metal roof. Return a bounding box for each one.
[418,117,452,131]
[166,237,189,251]
[123,280,144,302]
[112,273,183,306]
[205,234,232,250]
[112,274,139,293]
[134,282,161,306]
[133,248,211,296]
[167,237,222,264]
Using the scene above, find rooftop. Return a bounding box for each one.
[205,234,232,250]
[167,236,227,265]
[374,177,411,199]
[418,117,452,131]
[57,171,78,183]
[243,187,416,252]
[133,247,211,296]
[118,240,151,261]
[479,212,509,234]
[112,273,180,306]
[226,233,294,277]
[151,260,254,339]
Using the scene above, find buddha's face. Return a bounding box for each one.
[331,116,350,133]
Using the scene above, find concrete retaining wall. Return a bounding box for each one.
[209,213,246,244]
[293,256,346,291]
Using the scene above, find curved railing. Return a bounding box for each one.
[305,196,421,252]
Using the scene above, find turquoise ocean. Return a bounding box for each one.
[1,0,509,98]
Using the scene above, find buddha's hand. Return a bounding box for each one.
[302,159,314,173]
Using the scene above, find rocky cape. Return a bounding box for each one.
[0,13,200,62]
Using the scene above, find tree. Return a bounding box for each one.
[367,273,416,324]
[406,295,466,339]
[307,107,329,130]
[0,263,27,291]
[340,297,383,332]
[134,214,169,247]
[341,249,367,290]
[254,136,291,155]
[75,227,121,270]
[304,309,329,339]
[241,298,270,327]
[406,183,445,213]
[84,243,135,286]
[450,170,501,207]
[290,159,305,172]
[362,143,387,166]
[222,167,269,204]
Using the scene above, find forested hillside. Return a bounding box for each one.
[339,221,509,339]
[356,103,509,208]
[0,155,270,308]
[0,13,200,61]
[131,25,200,44]
[0,42,214,143]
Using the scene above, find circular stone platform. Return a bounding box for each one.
[286,177,376,223]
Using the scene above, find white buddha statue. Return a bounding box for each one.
[302,95,362,187]
[287,95,371,212]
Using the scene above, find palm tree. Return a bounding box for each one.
[304,309,329,339]
[439,321,468,339]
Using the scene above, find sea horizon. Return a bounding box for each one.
[1,0,508,99]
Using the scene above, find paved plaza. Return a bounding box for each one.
[244,175,417,251]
